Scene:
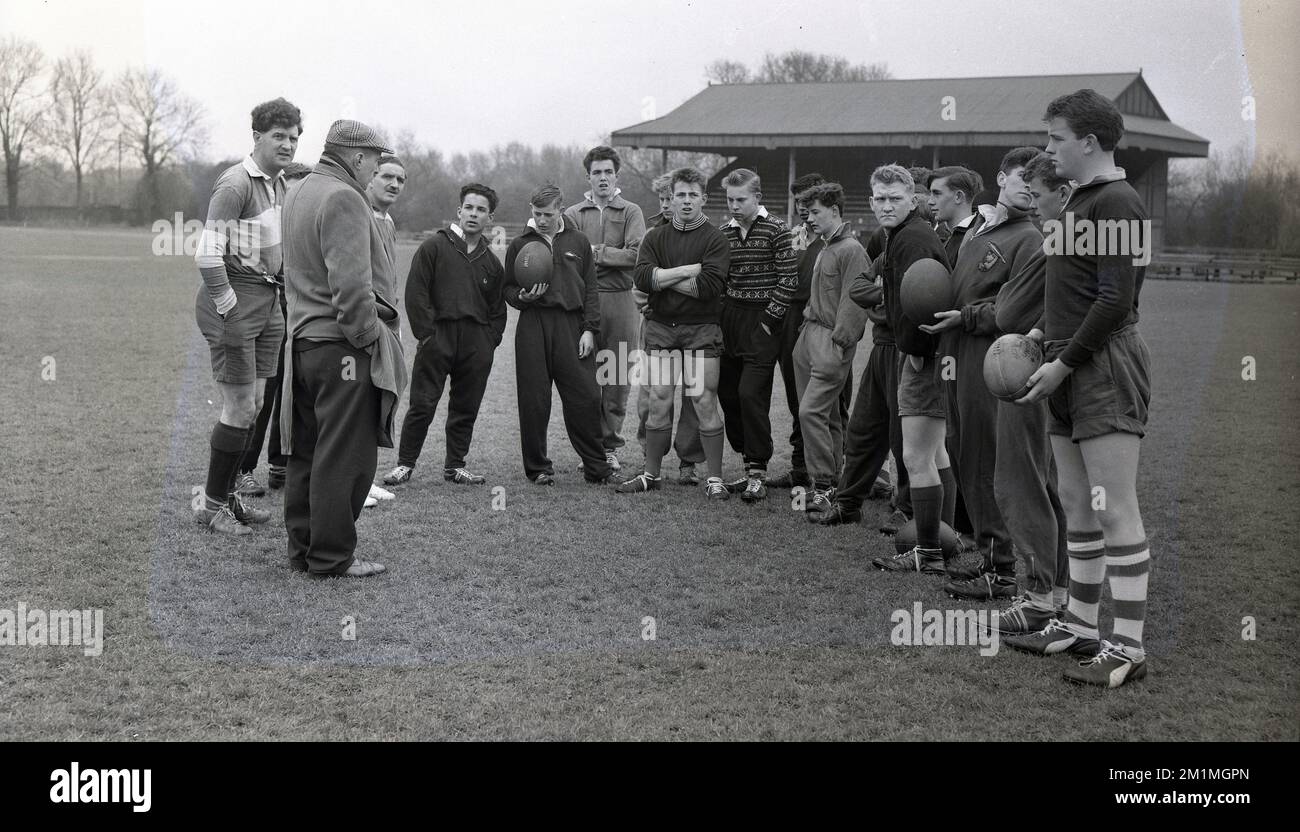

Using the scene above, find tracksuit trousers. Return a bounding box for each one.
[945,334,1015,574]
[718,300,782,473]
[596,289,638,453]
[396,319,496,470]
[994,399,1070,594]
[779,299,851,476]
[515,306,612,481]
[837,341,911,513]
[793,322,857,487]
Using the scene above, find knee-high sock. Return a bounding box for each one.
[1106,540,1150,657]
[1063,530,1105,640]
[644,428,671,478]
[912,484,943,550]
[938,466,956,528]
[206,422,250,505]
[699,426,724,479]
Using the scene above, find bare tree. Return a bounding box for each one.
[705,59,751,85]
[49,49,111,210]
[756,50,891,83]
[113,66,207,220]
[0,36,46,215]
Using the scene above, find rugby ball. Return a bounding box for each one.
[983,333,1043,401]
[515,240,553,291]
[900,258,953,322]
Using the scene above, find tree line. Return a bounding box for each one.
[4,36,1297,251]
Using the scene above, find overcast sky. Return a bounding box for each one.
[2,0,1265,164]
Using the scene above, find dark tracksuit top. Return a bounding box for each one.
[878,210,949,357]
[939,204,1045,574]
[504,220,609,480]
[396,226,507,469]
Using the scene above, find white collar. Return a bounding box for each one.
[242,155,281,181]
[975,203,1008,234]
[727,205,769,229]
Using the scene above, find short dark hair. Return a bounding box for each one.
[1023,152,1070,191]
[908,166,932,194]
[791,172,825,196]
[799,182,845,215]
[926,166,984,203]
[251,97,302,134]
[583,145,621,174]
[668,167,707,191]
[999,146,1040,174]
[377,154,405,170]
[460,182,498,213]
[530,183,564,208]
[1043,88,1125,152]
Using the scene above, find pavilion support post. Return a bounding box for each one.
[787,148,797,225]
[932,147,940,169]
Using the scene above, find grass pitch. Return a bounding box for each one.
[0,226,1296,740]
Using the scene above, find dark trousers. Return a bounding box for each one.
[838,342,910,512]
[515,307,611,480]
[778,301,851,474]
[718,301,781,471]
[285,340,380,575]
[995,399,1069,594]
[396,319,496,469]
[241,291,287,473]
[944,334,1014,574]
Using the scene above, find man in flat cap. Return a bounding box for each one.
[280,119,407,578]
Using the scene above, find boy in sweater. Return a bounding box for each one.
[1006,90,1153,689]
[922,147,1044,600]
[384,183,506,487]
[618,167,731,498]
[717,169,798,501]
[634,173,704,483]
[505,184,612,485]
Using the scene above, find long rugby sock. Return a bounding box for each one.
[226,425,256,497]
[1106,540,1150,659]
[912,485,943,550]
[938,466,957,527]
[644,428,671,478]
[699,426,724,480]
[205,422,250,508]
[1063,530,1105,640]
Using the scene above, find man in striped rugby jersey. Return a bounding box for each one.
[192,97,301,535]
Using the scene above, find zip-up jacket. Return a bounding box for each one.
[504,219,601,337]
[405,225,508,345]
[563,191,646,292]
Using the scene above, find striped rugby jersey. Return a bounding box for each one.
[196,156,285,303]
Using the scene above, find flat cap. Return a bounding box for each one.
[324,119,394,154]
